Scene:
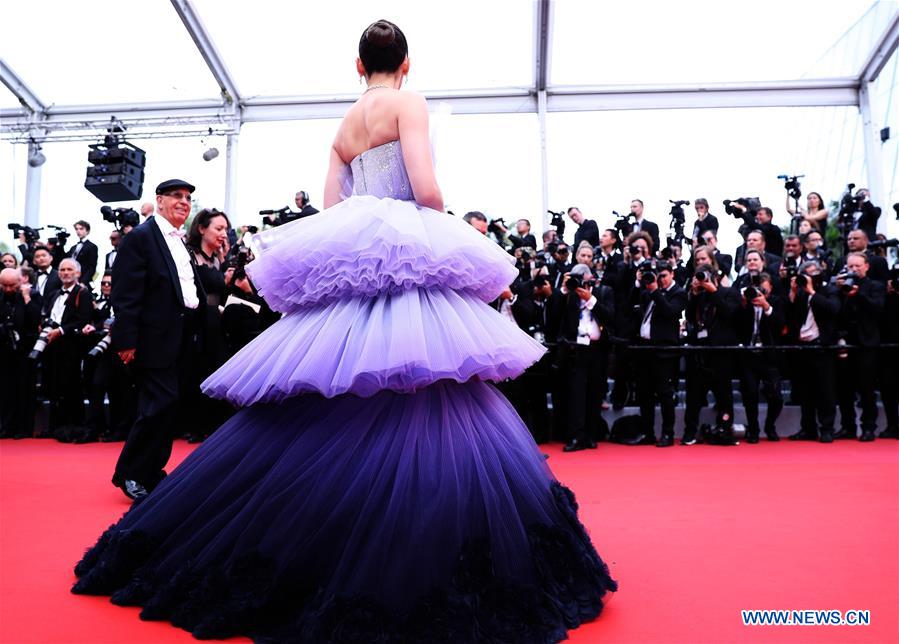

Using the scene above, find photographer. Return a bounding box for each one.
[462,211,488,236]
[220,245,280,356]
[736,272,785,442]
[81,273,137,442]
[66,220,98,288]
[691,231,732,279]
[558,264,615,451]
[293,190,320,220]
[832,230,889,283]
[847,188,881,242]
[629,199,660,252]
[777,235,804,292]
[105,229,123,270]
[799,229,833,277]
[735,230,781,277]
[682,263,740,445]
[635,260,687,447]
[0,268,42,439]
[754,207,784,257]
[508,219,537,250]
[31,245,61,297]
[595,228,623,289]
[690,198,719,242]
[569,207,599,249]
[878,269,899,438]
[547,242,572,289]
[38,258,93,435]
[833,253,885,442]
[787,191,829,234]
[786,261,841,442]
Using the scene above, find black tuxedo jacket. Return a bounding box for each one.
[549,262,574,290]
[598,252,623,289]
[558,285,615,344]
[68,239,98,285]
[852,201,881,241]
[758,223,784,257]
[111,216,205,368]
[34,268,62,299]
[839,277,885,346]
[105,249,118,270]
[42,284,93,335]
[787,284,841,345]
[509,233,537,250]
[0,292,42,344]
[639,284,686,345]
[734,294,786,346]
[634,219,660,254]
[685,286,740,344]
[573,220,599,250]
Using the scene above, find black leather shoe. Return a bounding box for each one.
[833,429,856,440]
[765,430,780,442]
[747,434,760,444]
[859,430,876,442]
[656,435,674,448]
[879,427,899,439]
[563,439,589,453]
[119,480,149,502]
[681,432,697,446]
[819,432,834,443]
[788,429,817,441]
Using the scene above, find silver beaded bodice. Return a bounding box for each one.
[350,140,414,201]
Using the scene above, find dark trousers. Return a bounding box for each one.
[837,348,879,433]
[562,341,608,443]
[610,344,636,406]
[43,339,85,430]
[879,347,898,431]
[793,346,836,436]
[739,351,783,434]
[635,347,679,439]
[684,350,734,433]
[0,347,35,436]
[87,354,136,438]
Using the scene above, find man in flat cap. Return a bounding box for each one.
[111,179,205,501]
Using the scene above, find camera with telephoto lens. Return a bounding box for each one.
[723,197,761,219]
[700,422,746,446]
[639,259,668,286]
[87,332,113,358]
[782,254,800,279]
[28,319,61,360]
[695,268,711,283]
[224,245,251,283]
[867,238,899,250]
[1,321,20,352]
[743,272,763,300]
[565,273,583,291]
[100,206,139,231]
[259,206,293,227]
[835,271,859,293]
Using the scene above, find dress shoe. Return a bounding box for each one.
[832,428,856,440]
[563,439,589,453]
[879,427,899,439]
[765,430,780,442]
[859,430,876,442]
[819,432,834,443]
[656,434,674,448]
[681,431,697,446]
[746,434,760,444]
[119,480,149,502]
[788,429,817,441]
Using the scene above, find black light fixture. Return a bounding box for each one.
[880,127,890,143]
[84,117,146,202]
[201,128,219,161]
[27,140,46,167]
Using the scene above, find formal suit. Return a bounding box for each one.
[879,288,899,435]
[111,215,205,489]
[67,238,99,286]
[691,214,719,241]
[734,246,782,276]
[105,249,118,270]
[758,222,784,257]
[836,277,885,436]
[735,293,786,437]
[851,201,880,242]
[557,285,615,445]
[41,284,93,431]
[33,267,62,299]
[509,233,537,250]
[787,282,841,439]
[633,218,660,254]
[635,282,687,441]
[683,285,740,438]
[0,291,42,437]
[573,219,599,250]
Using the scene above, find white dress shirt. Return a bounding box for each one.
[49,286,74,325]
[577,295,602,344]
[152,216,200,310]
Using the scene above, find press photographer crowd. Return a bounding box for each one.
[1,177,898,456]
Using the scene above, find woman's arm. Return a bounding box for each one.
[397,93,444,211]
[805,208,828,224]
[323,145,348,209]
[785,193,799,215]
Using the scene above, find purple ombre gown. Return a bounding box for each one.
[72,141,617,642]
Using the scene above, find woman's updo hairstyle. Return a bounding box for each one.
[359,20,408,76]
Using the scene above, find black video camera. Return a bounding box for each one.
[100,206,140,231]
[7,223,42,245]
[777,174,804,200]
[46,225,70,246]
[487,217,507,237]
[723,197,761,220]
[259,206,293,227]
[613,210,637,238]
[547,210,566,241]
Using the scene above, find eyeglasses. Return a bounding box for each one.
[100,281,112,286]
[163,192,193,203]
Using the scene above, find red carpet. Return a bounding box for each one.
[1,439,897,643]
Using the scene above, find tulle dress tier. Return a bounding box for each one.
[72,140,617,643]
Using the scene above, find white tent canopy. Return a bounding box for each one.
[2,0,897,244]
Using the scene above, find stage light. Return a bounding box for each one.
[203,147,220,161]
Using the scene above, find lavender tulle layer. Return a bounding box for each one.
[201,287,547,405]
[247,195,518,313]
[73,381,617,642]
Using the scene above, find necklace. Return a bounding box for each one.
[363,83,393,94]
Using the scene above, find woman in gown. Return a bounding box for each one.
[72,20,617,643]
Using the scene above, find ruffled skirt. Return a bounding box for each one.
[72,381,616,642]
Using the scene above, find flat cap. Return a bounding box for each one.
[155,178,196,195]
